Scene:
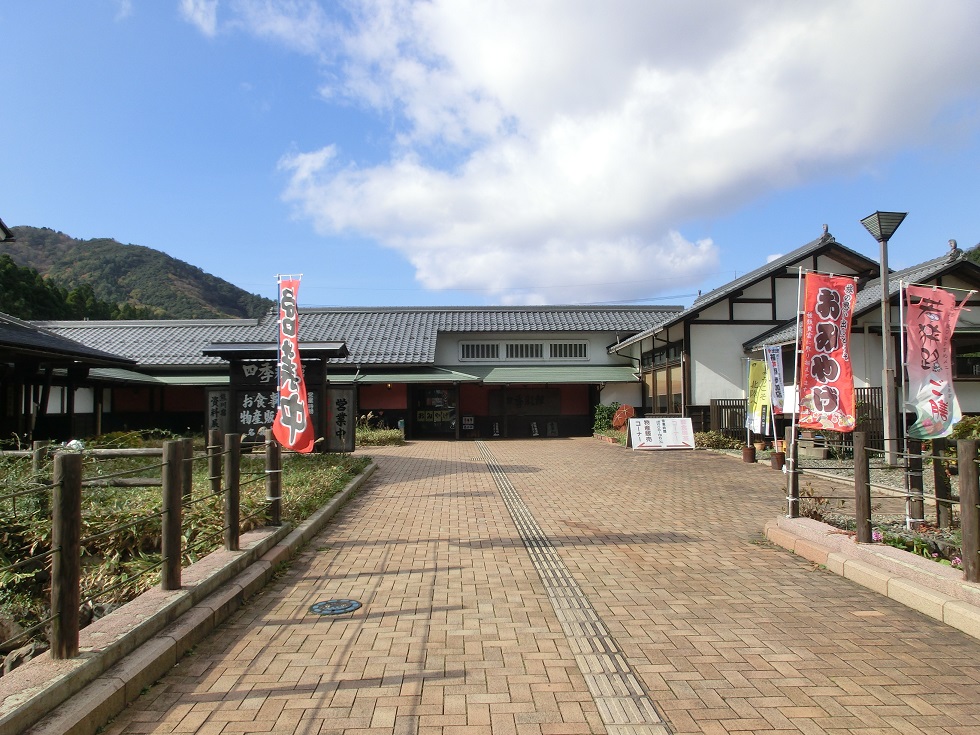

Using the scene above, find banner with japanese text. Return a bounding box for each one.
[745,359,769,434]
[797,273,857,432]
[764,345,785,415]
[905,285,967,438]
[272,277,316,453]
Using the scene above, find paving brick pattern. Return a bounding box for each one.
[102,440,980,734]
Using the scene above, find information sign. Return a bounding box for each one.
[628,417,696,450]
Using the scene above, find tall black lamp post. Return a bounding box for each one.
[860,211,907,466]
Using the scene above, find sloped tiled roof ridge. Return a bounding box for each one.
[297,306,682,364]
[743,249,980,350]
[36,305,681,368]
[609,232,880,354]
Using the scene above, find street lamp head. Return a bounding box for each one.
[860,211,907,243]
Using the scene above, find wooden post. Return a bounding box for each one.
[51,451,82,659]
[785,426,799,518]
[932,438,953,528]
[31,440,50,516]
[266,434,282,526]
[180,437,193,500]
[161,440,183,591]
[208,429,223,498]
[224,433,240,552]
[31,440,49,473]
[959,440,980,584]
[853,432,872,543]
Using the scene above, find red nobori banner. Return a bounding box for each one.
[272,278,316,453]
[797,273,857,432]
[905,285,967,439]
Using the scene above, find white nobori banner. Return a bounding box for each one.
[628,417,696,450]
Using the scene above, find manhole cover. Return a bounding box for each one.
[309,599,362,616]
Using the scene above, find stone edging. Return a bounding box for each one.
[1,462,376,735]
[765,515,980,641]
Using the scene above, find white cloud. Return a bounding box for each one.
[179,0,219,37]
[220,1,980,302]
[113,0,134,21]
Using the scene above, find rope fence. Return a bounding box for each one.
[0,429,284,659]
[784,429,978,583]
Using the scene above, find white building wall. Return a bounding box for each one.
[433,332,630,366]
[775,277,803,320]
[954,382,980,413]
[600,382,643,408]
[44,386,96,414]
[74,387,95,413]
[689,323,766,404]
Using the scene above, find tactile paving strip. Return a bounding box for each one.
[477,441,672,735]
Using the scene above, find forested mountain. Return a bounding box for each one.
[1,226,274,320]
[0,254,160,320]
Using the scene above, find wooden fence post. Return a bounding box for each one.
[932,438,953,528]
[31,440,49,473]
[959,440,980,584]
[208,429,223,499]
[31,440,50,517]
[785,426,799,518]
[266,435,282,527]
[224,433,240,552]
[853,432,872,543]
[161,440,183,591]
[51,451,82,659]
[180,437,194,500]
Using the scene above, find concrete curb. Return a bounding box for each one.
[0,462,376,735]
[765,515,980,641]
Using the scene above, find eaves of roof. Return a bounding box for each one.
[2,312,136,367]
[466,365,640,384]
[37,306,683,368]
[610,233,880,355]
[741,251,980,352]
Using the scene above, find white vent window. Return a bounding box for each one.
[550,342,588,359]
[506,343,543,359]
[461,343,499,360]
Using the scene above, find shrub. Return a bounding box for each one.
[356,412,405,446]
[951,414,980,440]
[593,402,621,433]
[694,431,743,450]
[357,427,406,446]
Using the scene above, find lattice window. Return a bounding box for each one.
[460,343,500,360]
[506,343,543,359]
[549,342,588,359]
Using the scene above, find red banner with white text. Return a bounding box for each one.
[905,285,967,439]
[272,278,316,453]
[797,273,857,432]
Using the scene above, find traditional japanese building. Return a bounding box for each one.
[30,305,681,443]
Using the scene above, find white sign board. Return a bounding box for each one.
[628,417,696,450]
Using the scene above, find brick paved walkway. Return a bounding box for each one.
[101,439,980,734]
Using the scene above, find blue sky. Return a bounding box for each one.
[2,1,979,308]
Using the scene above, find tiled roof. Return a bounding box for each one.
[33,318,263,367]
[609,233,879,353]
[1,311,135,366]
[37,305,680,368]
[742,250,980,350]
[296,306,681,365]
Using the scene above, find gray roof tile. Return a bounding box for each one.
[743,250,980,350]
[1,311,135,366]
[610,233,879,353]
[37,306,681,368]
